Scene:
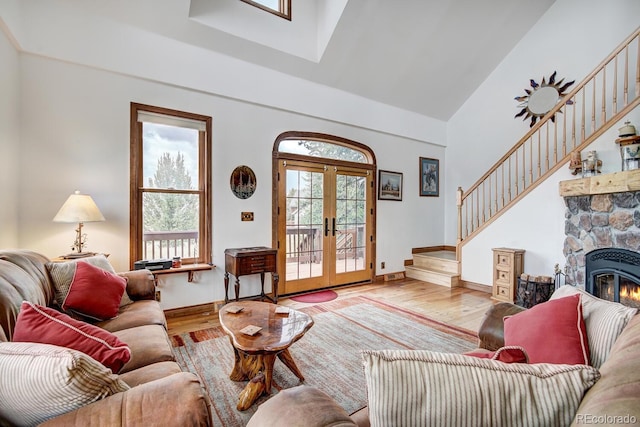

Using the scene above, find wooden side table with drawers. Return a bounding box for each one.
[492,248,525,303]
[224,247,279,304]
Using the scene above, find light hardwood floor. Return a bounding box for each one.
[166,278,495,336]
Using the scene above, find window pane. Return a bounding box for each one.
[285,168,323,280]
[241,0,289,18]
[143,123,199,190]
[279,139,367,163]
[142,192,199,259]
[132,103,211,267]
[253,0,279,10]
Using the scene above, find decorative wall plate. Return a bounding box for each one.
[514,71,574,127]
[230,165,257,199]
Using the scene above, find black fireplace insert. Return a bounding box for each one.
[585,248,640,308]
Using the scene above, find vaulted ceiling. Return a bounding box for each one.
[3,0,556,121]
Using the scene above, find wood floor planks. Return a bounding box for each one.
[166,278,494,336]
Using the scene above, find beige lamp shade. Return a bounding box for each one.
[53,191,105,223]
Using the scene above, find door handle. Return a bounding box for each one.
[332,218,336,236]
[324,218,329,237]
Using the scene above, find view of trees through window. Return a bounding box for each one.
[143,152,199,234]
[284,140,367,227]
[141,122,200,259]
[280,139,367,163]
[276,134,373,286]
[130,103,212,266]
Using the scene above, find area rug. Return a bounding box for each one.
[170,296,477,427]
[289,289,338,303]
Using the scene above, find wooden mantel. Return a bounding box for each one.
[559,169,640,197]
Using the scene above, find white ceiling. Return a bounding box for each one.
[4,0,556,121]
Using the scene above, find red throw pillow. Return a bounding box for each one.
[12,301,131,372]
[465,346,529,364]
[504,294,589,365]
[62,261,126,320]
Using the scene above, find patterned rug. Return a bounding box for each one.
[170,296,477,427]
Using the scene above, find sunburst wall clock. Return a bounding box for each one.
[515,71,575,127]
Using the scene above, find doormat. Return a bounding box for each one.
[290,289,338,303]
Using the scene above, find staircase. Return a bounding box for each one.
[405,250,460,287]
[405,28,639,289]
[457,27,640,253]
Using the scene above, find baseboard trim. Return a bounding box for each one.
[460,280,492,293]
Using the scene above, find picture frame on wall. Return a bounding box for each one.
[230,165,257,199]
[419,157,439,197]
[378,170,403,201]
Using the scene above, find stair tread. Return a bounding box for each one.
[413,251,457,261]
[405,265,459,277]
[405,266,460,288]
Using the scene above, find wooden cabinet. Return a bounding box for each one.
[492,248,525,303]
[224,247,278,304]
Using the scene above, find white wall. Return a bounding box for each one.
[0,25,20,247]
[0,1,446,148]
[446,0,640,286]
[15,54,444,309]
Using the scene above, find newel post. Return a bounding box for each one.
[456,187,463,244]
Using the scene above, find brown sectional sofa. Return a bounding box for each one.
[0,250,212,426]
[248,294,640,426]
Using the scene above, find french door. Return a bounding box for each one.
[276,159,374,294]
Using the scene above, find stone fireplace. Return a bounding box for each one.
[560,170,640,303]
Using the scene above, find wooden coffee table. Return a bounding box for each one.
[219,301,314,410]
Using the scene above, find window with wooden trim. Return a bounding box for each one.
[241,0,291,20]
[130,103,212,267]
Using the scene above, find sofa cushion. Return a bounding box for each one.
[113,324,175,373]
[37,372,212,427]
[117,361,183,388]
[551,285,638,369]
[12,301,131,372]
[362,349,600,427]
[0,341,129,426]
[97,299,167,333]
[246,385,357,427]
[62,262,126,320]
[504,294,590,365]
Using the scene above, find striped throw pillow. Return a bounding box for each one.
[0,342,129,426]
[550,285,637,369]
[362,349,600,427]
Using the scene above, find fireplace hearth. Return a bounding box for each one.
[585,248,640,308]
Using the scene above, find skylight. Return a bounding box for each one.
[189,0,348,62]
[241,0,291,20]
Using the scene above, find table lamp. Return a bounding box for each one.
[53,190,105,254]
